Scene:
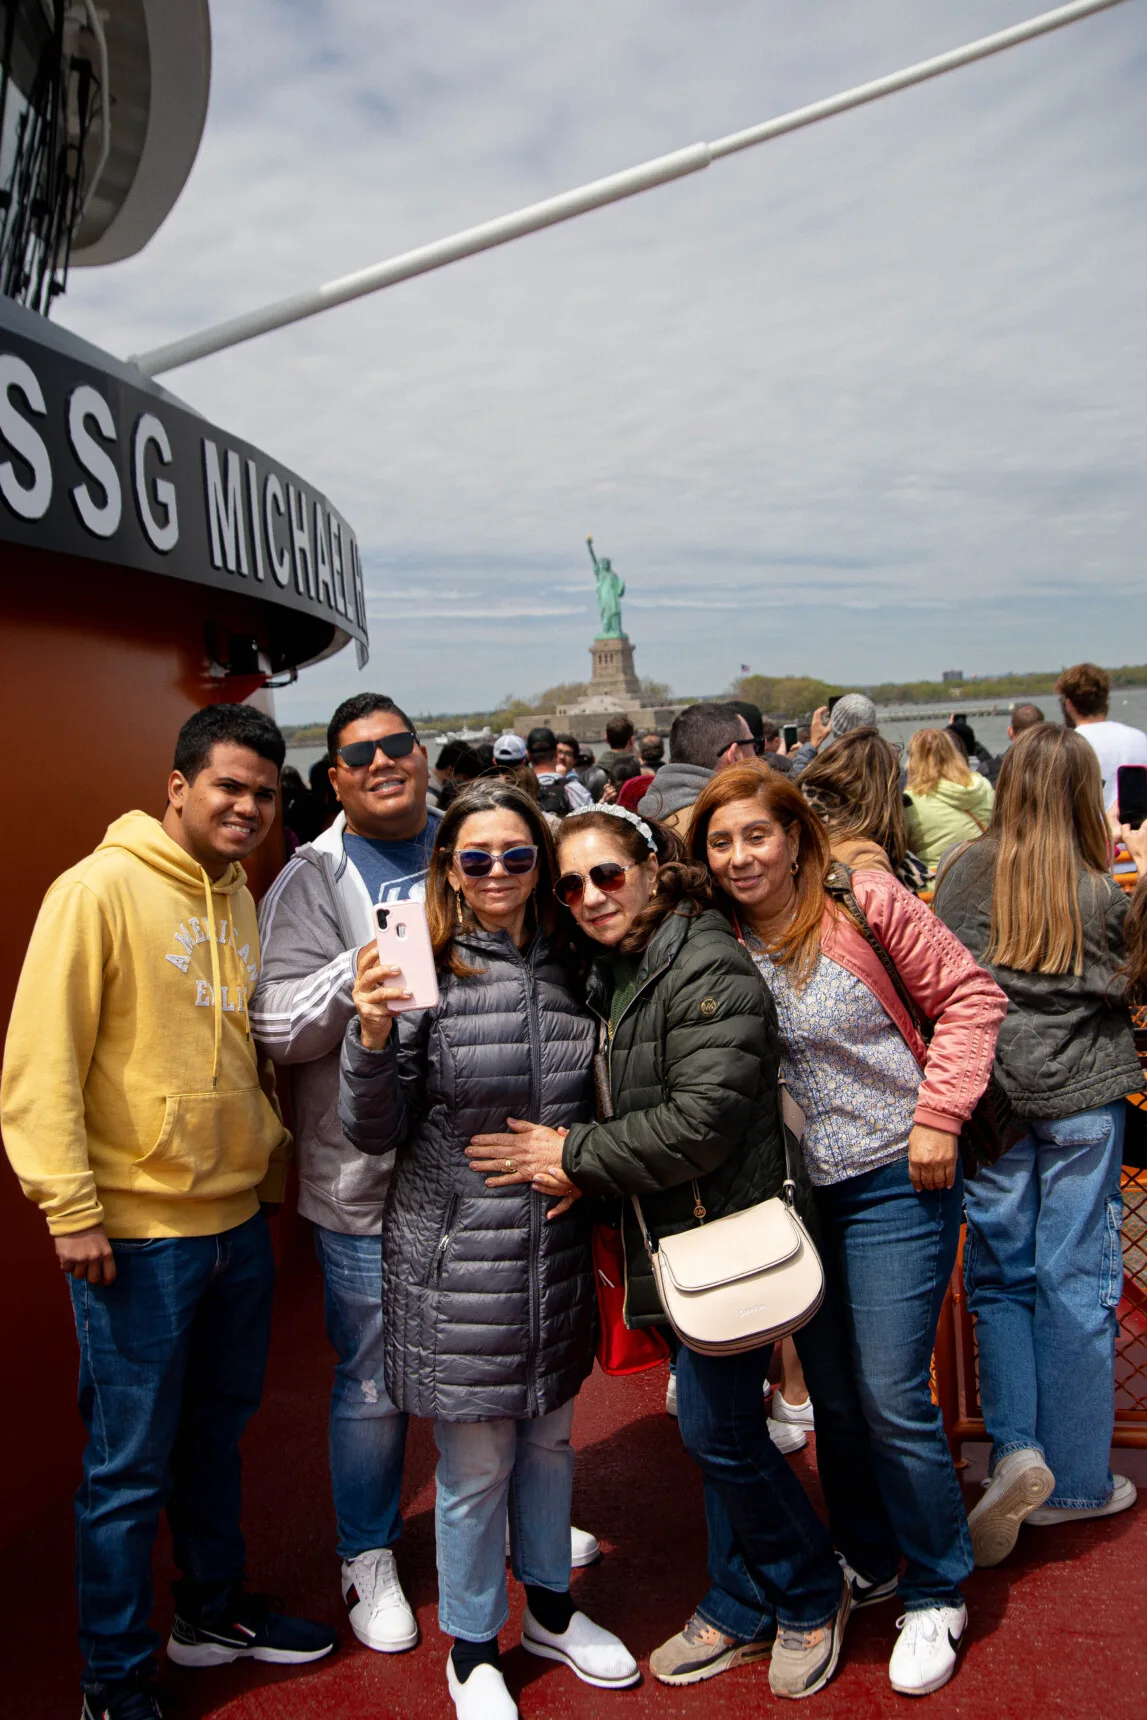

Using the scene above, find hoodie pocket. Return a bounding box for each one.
[130,1087,276,1198]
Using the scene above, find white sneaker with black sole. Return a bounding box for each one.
[1025,1474,1137,1526]
[342,1546,419,1651]
[521,1608,640,1689]
[967,1447,1055,1567]
[888,1604,967,1697]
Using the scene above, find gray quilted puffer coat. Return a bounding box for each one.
[561,903,813,1327]
[339,927,596,1421]
[934,841,1143,1119]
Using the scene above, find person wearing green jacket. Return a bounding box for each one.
[904,728,995,873]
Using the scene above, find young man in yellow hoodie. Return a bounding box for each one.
[1,704,337,1720]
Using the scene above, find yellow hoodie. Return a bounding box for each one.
[1,811,290,1237]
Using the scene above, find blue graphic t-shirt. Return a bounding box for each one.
[343,811,440,905]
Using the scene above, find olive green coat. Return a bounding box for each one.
[561,903,811,1326]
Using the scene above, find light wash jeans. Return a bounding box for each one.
[434,1399,575,1641]
[313,1225,408,1559]
[963,1102,1125,1509]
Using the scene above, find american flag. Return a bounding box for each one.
[740,664,751,673]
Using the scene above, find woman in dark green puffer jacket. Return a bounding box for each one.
[465,805,851,1701]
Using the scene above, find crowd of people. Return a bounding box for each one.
[2,660,1144,1720]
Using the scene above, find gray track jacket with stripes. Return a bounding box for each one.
[252,814,430,1232]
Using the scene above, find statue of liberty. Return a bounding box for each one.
[586,536,625,639]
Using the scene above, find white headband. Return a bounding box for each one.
[563,801,656,851]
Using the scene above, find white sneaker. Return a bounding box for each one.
[1026,1474,1137,1526]
[967,1448,1055,1567]
[768,1417,808,1456]
[504,1523,602,1566]
[341,1548,419,1652]
[837,1552,898,1611]
[771,1389,816,1432]
[570,1525,602,1568]
[666,1373,678,1417]
[446,1656,519,1719]
[521,1608,640,1689]
[888,1604,966,1697]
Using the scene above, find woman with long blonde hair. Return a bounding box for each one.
[903,728,994,872]
[934,724,1142,1570]
[691,764,1007,1699]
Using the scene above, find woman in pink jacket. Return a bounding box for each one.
[690,765,1007,1702]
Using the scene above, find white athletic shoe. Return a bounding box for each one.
[967,1448,1055,1567]
[446,1656,519,1719]
[503,1521,602,1567]
[570,1525,602,1568]
[888,1604,967,1697]
[666,1373,678,1417]
[768,1417,808,1456]
[341,1548,419,1652]
[1025,1474,1137,1526]
[521,1608,640,1689]
[771,1390,816,1432]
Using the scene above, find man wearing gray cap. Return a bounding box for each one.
[790,693,878,772]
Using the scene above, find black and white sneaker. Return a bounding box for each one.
[838,1552,899,1611]
[166,1586,337,1668]
[81,1677,162,1720]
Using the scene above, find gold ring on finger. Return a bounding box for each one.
[504,1159,516,1173]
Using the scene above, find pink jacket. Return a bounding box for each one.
[819,869,1008,1136]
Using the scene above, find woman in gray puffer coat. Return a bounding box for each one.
[339,784,637,1720]
[934,724,1142,1571]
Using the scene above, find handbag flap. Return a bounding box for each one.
[657,1199,800,1292]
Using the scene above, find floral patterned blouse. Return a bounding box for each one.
[746,937,921,1187]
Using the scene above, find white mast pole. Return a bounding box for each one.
[131,0,1128,377]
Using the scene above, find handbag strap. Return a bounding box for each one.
[824,861,933,1044]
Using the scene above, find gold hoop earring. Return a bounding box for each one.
[791,860,800,876]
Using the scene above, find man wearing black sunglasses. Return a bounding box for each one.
[251,693,439,1660]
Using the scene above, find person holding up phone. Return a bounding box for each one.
[934,724,1142,1569]
[340,785,637,1720]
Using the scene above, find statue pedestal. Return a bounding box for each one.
[588,634,642,706]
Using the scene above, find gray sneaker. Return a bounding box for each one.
[768,1582,851,1700]
[967,1448,1055,1566]
[650,1612,772,1686]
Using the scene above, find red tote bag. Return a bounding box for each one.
[592,1223,670,1376]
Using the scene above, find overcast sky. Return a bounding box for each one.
[60,0,1147,723]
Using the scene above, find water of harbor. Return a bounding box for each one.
[286,686,1147,778]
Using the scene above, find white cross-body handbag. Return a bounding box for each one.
[631,1083,824,1356]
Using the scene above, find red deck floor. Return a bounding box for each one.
[11,1235,1147,1719]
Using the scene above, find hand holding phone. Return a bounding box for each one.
[352,944,409,1050]
[783,724,799,751]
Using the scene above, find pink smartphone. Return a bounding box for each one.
[374,901,439,1013]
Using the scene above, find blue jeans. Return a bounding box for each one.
[68,1212,274,1685]
[313,1225,408,1558]
[434,1400,575,1641]
[799,1157,971,1611]
[964,1103,1124,1509]
[675,1343,842,1637]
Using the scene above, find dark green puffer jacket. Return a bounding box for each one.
[561,902,811,1326]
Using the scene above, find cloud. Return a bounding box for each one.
[58,0,1147,720]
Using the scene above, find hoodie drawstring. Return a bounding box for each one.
[200,869,223,1089]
